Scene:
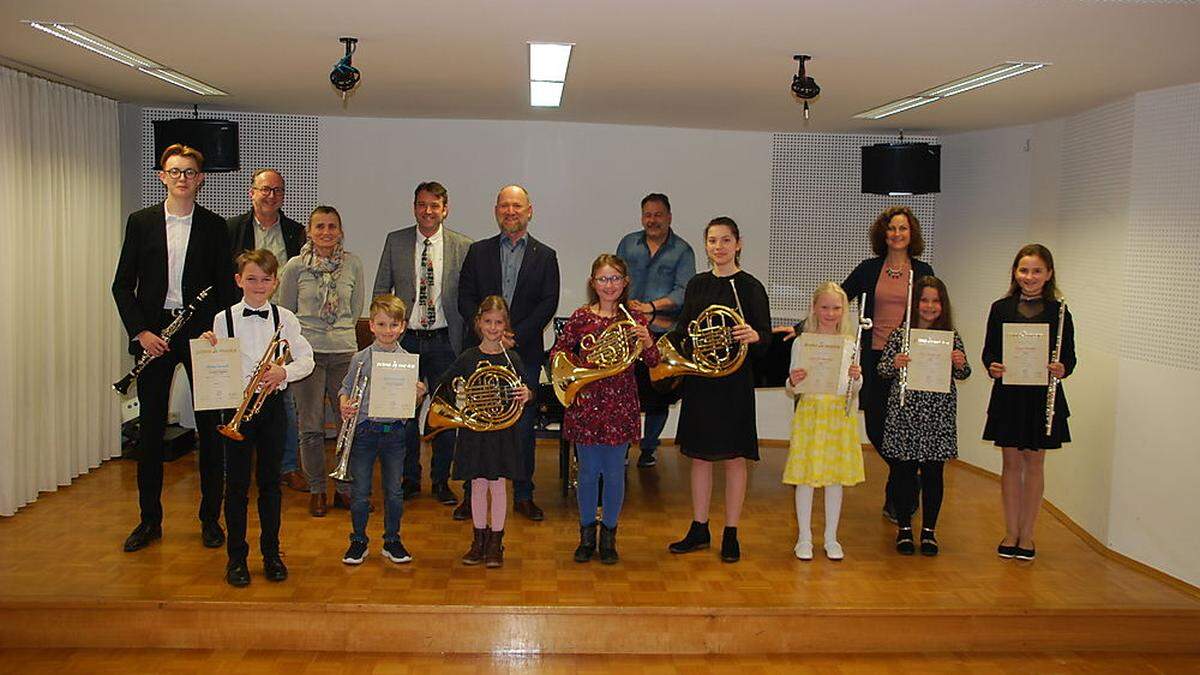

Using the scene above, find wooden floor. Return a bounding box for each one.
[1,440,1198,656]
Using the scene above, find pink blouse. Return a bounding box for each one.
[872,268,910,350]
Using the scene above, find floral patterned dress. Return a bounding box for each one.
[782,333,865,487]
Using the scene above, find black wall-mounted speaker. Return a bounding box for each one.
[861,142,940,195]
[152,119,240,173]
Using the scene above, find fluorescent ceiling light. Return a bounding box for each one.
[854,61,1049,120]
[528,41,573,108]
[24,20,227,96]
[530,81,565,107]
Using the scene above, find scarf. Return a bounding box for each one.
[300,240,344,325]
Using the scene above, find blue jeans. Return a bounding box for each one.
[576,443,627,529]
[401,329,457,485]
[281,389,300,473]
[348,421,407,545]
[512,359,542,502]
[641,411,668,451]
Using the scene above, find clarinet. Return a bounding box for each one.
[1045,299,1067,436]
[113,286,212,395]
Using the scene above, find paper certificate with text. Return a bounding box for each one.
[907,329,953,393]
[1002,323,1049,386]
[190,337,244,410]
[369,352,420,419]
[793,333,853,396]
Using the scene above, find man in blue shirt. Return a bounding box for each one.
[615,193,696,467]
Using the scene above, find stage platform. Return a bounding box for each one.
[1,441,1197,656]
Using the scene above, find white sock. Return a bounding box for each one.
[824,484,843,543]
[795,486,814,543]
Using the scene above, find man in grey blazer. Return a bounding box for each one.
[373,181,473,506]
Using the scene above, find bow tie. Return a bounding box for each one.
[243,308,270,319]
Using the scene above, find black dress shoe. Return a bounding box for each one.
[720,526,741,563]
[997,541,1019,559]
[432,481,458,506]
[1014,545,1036,561]
[895,527,915,555]
[263,554,288,581]
[402,480,421,500]
[201,521,225,549]
[452,499,472,521]
[668,520,711,554]
[226,560,251,587]
[514,499,545,521]
[123,523,162,552]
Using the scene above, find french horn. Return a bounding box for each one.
[551,304,643,406]
[423,351,524,440]
[648,303,748,383]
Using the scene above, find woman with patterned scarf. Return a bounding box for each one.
[279,205,366,517]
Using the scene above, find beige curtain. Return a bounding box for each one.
[0,66,123,516]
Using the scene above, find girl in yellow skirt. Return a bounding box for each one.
[783,282,864,561]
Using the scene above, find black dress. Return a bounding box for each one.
[667,270,772,461]
[981,296,1076,450]
[437,347,527,481]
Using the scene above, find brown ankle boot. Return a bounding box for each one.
[484,529,505,568]
[462,528,488,566]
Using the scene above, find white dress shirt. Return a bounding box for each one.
[413,226,448,330]
[163,203,193,309]
[253,215,289,269]
[212,300,315,391]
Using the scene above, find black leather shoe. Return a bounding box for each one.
[514,499,545,521]
[668,521,711,554]
[997,540,1019,559]
[452,499,472,521]
[201,521,225,549]
[574,522,598,563]
[263,554,288,581]
[402,480,421,501]
[1014,545,1036,561]
[896,527,915,555]
[433,481,458,506]
[123,522,162,552]
[720,526,741,563]
[226,560,251,587]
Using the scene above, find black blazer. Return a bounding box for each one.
[112,202,237,354]
[457,233,560,368]
[226,210,305,261]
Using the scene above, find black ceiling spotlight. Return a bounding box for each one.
[331,37,361,102]
[791,54,820,120]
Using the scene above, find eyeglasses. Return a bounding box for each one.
[593,275,625,285]
[253,186,285,196]
[164,168,199,180]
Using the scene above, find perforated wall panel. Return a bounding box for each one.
[769,133,938,324]
[140,108,319,223]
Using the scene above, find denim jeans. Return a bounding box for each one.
[349,420,407,545]
[401,329,457,485]
[576,443,627,529]
[641,411,668,451]
[280,389,300,473]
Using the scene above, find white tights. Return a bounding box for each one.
[794,484,843,544]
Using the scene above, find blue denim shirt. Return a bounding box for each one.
[499,233,529,306]
[615,228,696,331]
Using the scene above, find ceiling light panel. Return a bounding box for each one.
[530,81,565,107]
[528,41,573,108]
[853,61,1049,120]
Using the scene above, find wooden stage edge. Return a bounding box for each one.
[3,600,1200,654]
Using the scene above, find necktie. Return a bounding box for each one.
[419,238,435,328]
[243,308,269,319]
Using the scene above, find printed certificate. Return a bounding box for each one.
[1002,323,1049,386]
[190,337,243,410]
[369,352,420,419]
[907,329,953,393]
[792,333,853,396]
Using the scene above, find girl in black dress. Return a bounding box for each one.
[982,245,1075,562]
[665,217,772,563]
[440,296,532,568]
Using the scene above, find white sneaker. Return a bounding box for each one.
[824,541,844,560]
[794,540,813,560]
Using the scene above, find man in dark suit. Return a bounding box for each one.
[226,168,306,493]
[112,143,237,552]
[373,181,473,507]
[458,184,560,520]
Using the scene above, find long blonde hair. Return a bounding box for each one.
[803,282,854,336]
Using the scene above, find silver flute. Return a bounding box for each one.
[1045,299,1067,436]
[898,270,914,407]
[330,360,368,482]
[847,293,872,416]
[113,286,212,395]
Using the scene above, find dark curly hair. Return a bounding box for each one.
[869,206,925,258]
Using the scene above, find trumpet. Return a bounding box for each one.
[847,293,873,416]
[650,279,748,383]
[898,269,914,408]
[218,324,290,442]
[423,349,524,440]
[330,361,367,482]
[551,304,644,406]
[113,286,212,395]
[1045,299,1067,436]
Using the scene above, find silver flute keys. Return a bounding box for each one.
[847,293,872,416]
[113,286,212,395]
[898,269,914,408]
[1045,299,1067,436]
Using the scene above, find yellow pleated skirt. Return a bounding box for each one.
[782,394,865,487]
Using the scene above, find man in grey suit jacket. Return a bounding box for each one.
[373,181,473,506]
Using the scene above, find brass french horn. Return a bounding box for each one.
[648,304,747,384]
[551,304,644,407]
[423,351,524,440]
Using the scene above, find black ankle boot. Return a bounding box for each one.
[720,526,740,562]
[896,527,915,555]
[668,520,710,554]
[920,528,939,556]
[599,523,618,564]
[574,522,598,563]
